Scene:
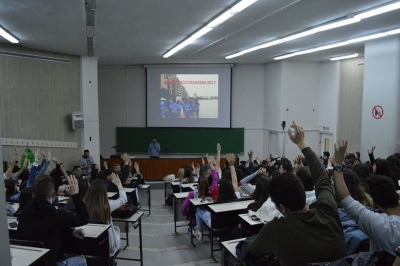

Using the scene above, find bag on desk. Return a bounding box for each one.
[236,235,279,266]
[111,203,138,219]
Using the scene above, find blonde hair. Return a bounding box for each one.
[177,168,184,180]
[83,180,111,224]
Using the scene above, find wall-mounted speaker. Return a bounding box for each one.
[72,112,84,130]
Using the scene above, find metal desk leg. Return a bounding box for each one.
[164,182,167,204]
[139,218,143,266]
[147,186,151,216]
[124,221,129,250]
[173,196,177,235]
[190,207,196,247]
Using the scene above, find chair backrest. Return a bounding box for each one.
[10,239,45,248]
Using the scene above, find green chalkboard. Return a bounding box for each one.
[116,127,244,154]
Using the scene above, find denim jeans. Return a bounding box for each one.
[195,207,211,230]
[56,256,86,266]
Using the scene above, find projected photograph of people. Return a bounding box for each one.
[159,74,218,118]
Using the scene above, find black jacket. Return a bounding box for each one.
[16,194,89,266]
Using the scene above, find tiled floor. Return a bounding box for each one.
[115,186,221,266]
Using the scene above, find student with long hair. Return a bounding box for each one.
[343,169,373,208]
[84,173,127,257]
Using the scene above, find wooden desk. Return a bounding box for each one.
[10,244,50,266]
[173,192,189,235]
[107,192,117,198]
[220,238,245,266]
[238,214,264,237]
[102,158,203,180]
[113,212,144,266]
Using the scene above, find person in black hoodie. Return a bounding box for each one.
[16,175,89,266]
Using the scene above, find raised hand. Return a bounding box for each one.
[22,152,28,158]
[256,167,266,175]
[248,150,253,160]
[294,155,303,166]
[288,121,307,150]
[332,140,348,166]
[217,143,221,154]
[103,161,108,169]
[67,175,79,195]
[35,149,41,163]
[111,173,123,189]
[52,157,59,164]
[47,151,52,161]
[369,146,376,154]
[226,153,235,166]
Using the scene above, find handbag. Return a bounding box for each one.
[111,203,138,219]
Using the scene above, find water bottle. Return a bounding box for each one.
[194,187,199,201]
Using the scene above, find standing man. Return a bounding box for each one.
[79,149,95,176]
[149,137,161,158]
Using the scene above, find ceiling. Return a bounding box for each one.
[0,0,399,65]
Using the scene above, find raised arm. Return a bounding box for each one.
[109,173,128,211]
[288,121,335,205]
[247,150,254,175]
[241,167,265,195]
[227,154,239,192]
[4,146,18,178]
[368,146,376,166]
[216,143,221,170]
[15,152,28,178]
[332,140,350,202]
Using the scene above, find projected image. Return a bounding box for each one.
[159,74,218,118]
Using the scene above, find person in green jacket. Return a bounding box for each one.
[246,121,347,266]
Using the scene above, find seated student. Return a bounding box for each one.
[333,145,400,251]
[16,175,89,266]
[3,149,28,181]
[181,162,219,224]
[193,154,241,240]
[60,180,90,214]
[5,179,18,201]
[246,121,347,265]
[246,173,270,210]
[14,187,34,216]
[295,166,317,206]
[83,174,127,259]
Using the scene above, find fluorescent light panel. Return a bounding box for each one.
[273,28,400,60]
[226,1,400,59]
[163,0,258,58]
[355,1,400,19]
[0,26,19,43]
[330,53,358,61]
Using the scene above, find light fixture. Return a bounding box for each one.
[330,53,358,61]
[313,17,360,32]
[0,26,19,43]
[354,1,400,19]
[273,27,400,60]
[163,0,258,58]
[226,2,400,59]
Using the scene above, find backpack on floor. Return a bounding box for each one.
[236,235,279,266]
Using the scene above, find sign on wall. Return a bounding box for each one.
[372,105,384,119]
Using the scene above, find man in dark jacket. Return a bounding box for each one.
[16,175,89,266]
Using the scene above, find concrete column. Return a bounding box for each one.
[0,116,12,266]
[80,57,100,163]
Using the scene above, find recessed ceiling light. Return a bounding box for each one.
[354,1,400,19]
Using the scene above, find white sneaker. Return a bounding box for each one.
[192,228,203,241]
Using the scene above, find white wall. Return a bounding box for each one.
[231,65,265,159]
[361,36,400,162]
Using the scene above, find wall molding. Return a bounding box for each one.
[2,138,77,149]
